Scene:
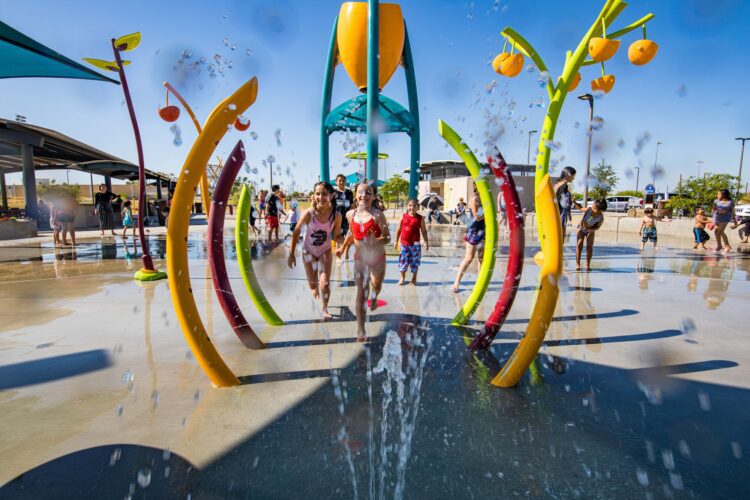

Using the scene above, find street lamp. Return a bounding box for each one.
[736,137,750,197]
[577,94,594,208]
[526,130,538,177]
[652,140,662,186]
[634,166,640,194]
[697,160,704,177]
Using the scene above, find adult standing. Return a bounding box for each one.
[712,189,735,253]
[427,195,441,224]
[553,166,582,240]
[94,184,117,236]
[333,174,354,260]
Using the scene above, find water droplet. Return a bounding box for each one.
[109,448,122,466]
[137,468,152,488]
[680,318,698,343]
[675,84,687,98]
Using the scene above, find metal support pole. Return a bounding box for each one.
[582,99,593,208]
[652,141,661,186]
[320,17,339,184]
[366,0,380,183]
[104,175,112,191]
[634,166,640,194]
[403,25,420,200]
[0,173,8,209]
[21,143,39,220]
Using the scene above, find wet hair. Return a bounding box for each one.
[560,166,576,182]
[593,198,607,211]
[696,207,705,214]
[355,181,376,209]
[719,189,732,200]
[123,200,132,208]
[312,181,334,213]
[407,198,419,205]
[644,207,654,214]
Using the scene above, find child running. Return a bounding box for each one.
[288,182,342,320]
[394,199,429,285]
[48,201,61,246]
[336,182,390,341]
[452,184,485,293]
[693,207,710,250]
[639,207,658,250]
[576,199,607,271]
[121,200,136,239]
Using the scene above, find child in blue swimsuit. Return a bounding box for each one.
[121,200,135,239]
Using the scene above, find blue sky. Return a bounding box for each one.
[2,0,750,195]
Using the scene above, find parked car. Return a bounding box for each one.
[585,196,629,211]
[735,203,750,217]
[627,197,643,209]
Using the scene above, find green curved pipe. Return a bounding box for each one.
[235,185,283,326]
[438,120,498,325]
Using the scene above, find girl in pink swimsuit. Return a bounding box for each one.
[288,181,342,319]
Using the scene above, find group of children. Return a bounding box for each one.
[285,178,430,340]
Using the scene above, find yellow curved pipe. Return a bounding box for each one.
[492,174,562,387]
[167,76,259,388]
[163,82,211,217]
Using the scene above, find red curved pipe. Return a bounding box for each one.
[207,140,264,349]
[469,149,525,351]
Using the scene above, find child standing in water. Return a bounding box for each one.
[336,182,390,341]
[121,200,136,239]
[639,207,658,250]
[453,184,485,293]
[394,199,429,285]
[576,199,607,271]
[288,199,300,233]
[288,182,342,320]
[693,207,710,250]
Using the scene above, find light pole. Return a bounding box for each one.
[736,137,750,197]
[634,166,640,194]
[578,94,594,208]
[652,140,662,186]
[264,155,275,189]
[526,129,538,177]
[697,160,704,177]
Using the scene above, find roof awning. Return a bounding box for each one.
[0,20,118,83]
[0,118,170,182]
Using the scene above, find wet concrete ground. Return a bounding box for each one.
[0,228,749,498]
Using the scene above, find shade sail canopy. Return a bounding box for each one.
[0,20,118,83]
[325,94,415,136]
[344,172,385,186]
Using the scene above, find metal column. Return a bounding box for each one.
[366,0,380,182]
[21,142,39,220]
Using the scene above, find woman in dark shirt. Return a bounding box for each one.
[94,184,116,236]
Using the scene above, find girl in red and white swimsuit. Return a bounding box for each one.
[288,182,342,319]
[336,182,390,341]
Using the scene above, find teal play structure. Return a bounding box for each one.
[319,0,421,198]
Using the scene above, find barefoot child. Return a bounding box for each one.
[639,207,658,250]
[452,184,485,292]
[693,208,710,250]
[576,199,607,271]
[336,182,390,341]
[394,199,429,285]
[121,200,136,239]
[288,182,342,319]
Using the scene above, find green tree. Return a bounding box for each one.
[589,159,619,200]
[37,183,80,201]
[667,173,740,214]
[229,176,250,205]
[615,190,643,198]
[379,174,409,205]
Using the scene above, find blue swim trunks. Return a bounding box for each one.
[398,243,422,273]
[642,226,657,242]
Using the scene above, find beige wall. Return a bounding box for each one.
[419,175,537,214]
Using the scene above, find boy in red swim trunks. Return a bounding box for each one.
[394,199,429,285]
[265,185,282,242]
